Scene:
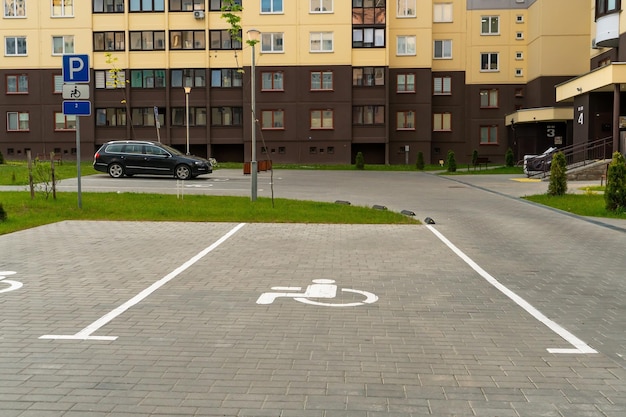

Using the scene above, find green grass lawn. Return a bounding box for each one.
[0,161,98,185]
[524,193,626,219]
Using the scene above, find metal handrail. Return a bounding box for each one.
[527,136,612,178]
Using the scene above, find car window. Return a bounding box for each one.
[105,144,124,153]
[146,145,169,156]
[123,144,144,154]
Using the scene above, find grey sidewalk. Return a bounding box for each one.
[0,171,624,416]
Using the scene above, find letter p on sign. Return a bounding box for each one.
[62,54,90,83]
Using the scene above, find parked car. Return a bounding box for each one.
[93,140,213,180]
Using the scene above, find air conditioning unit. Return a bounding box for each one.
[193,10,205,19]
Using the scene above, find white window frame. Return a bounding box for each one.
[7,111,30,131]
[516,32,524,40]
[4,36,27,56]
[515,51,524,60]
[396,35,416,56]
[52,35,74,55]
[433,3,453,23]
[51,0,73,17]
[261,32,284,53]
[515,68,523,77]
[481,16,500,35]
[4,0,26,17]
[310,32,333,53]
[310,0,332,13]
[516,14,524,23]
[434,40,452,59]
[480,52,499,72]
[261,0,283,14]
[397,0,416,18]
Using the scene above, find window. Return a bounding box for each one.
[516,14,524,23]
[52,0,73,16]
[352,0,385,24]
[311,71,333,90]
[516,32,524,40]
[352,105,385,125]
[54,112,77,130]
[95,69,126,89]
[130,31,166,50]
[397,36,416,55]
[353,67,384,86]
[261,0,283,13]
[95,108,127,126]
[480,89,498,108]
[93,32,125,51]
[173,0,206,11]
[129,0,165,11]
[130,70,166,88]
[171,107,207,126]
[209,0,241,10]
[261,71,284,91]
[6,74,28,93]
[131,107,165,126]
[311,110,333,129]
[260,32,284,52]
[210,30,242,50]
[170,30,206,50]
[397,111,415,130]
[261,110,285,129]
[310,0,332,13]
[173,69,207,87]
[53,74,63,93]
[209,69,241,87]
[515,51,523,60]
[310,32,333,52]
[4,0,25,16]
[515,68,523,77]
[352,28,385,48]
[596,0,621,18]
[434,40,452,59]
[52,35,74,55]
[433,113,451,131]
[211,106,243,126]
[480,53,499,71]
[481,16,499,35]
[480,125,498,144]
[397,0,415,17]
[5,37,27,56]
[93,0,125,13]
[434,3,452,22]
[396,73,415,93]
[7,111,29,131]
[433,76,451,95]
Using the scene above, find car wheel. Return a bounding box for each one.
[108,163,124,178]
[175,164,191,180]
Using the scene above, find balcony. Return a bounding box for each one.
[595,13,620,48]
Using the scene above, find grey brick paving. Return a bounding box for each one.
[1,171,625,416]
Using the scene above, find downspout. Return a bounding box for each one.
[613,83,620,154]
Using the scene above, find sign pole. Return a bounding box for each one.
[76,116,82,209]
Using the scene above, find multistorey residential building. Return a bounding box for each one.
[2,0,615,166]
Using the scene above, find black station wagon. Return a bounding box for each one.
[93,140,213,180]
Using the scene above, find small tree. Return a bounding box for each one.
[547,151,567,196]
[355,152,365,170]
[605,151,626,212]
[0,149,5,164]
[505,147,515,167]
[0,203,6,222]
[446,150,457,172]
[416,151,425,170]
[471,150,478,169]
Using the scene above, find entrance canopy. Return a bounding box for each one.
[505,107,573,126]
[556,62,626,102]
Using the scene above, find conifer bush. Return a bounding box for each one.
[355,152,365,170]
[505,147,515,167]
[446,150,457,172]
[547,151,567,196]
[605,151,626,212]
[416,151,425,170]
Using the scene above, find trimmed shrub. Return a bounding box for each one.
[471,150,478,168]
[505,147,515,167]
[0,203,6,222]
[355,151,365,170]
[605,151,626,212]
[446,150,457,172]
[0,150,4,164]
[547,151,567,196]
[416,151,425,170]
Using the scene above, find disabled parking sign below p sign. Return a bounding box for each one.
[256,279,377,307]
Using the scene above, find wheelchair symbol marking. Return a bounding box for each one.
[256,279,378,307]
[0,271,22,294]
[70,86,81,98]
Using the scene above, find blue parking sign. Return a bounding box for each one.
[62,54,90,83]
[63,101,91,116]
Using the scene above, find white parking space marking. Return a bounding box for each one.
[426,225,597,354]
[40,223,246,341]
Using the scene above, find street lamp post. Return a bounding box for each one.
[184,86,191,155]
[247,28,260,201]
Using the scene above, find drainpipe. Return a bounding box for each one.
[613,83,620,155]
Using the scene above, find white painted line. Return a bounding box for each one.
[40,223,247,341]
[425,225,597,354]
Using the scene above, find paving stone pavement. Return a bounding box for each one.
[0,171,625,416]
